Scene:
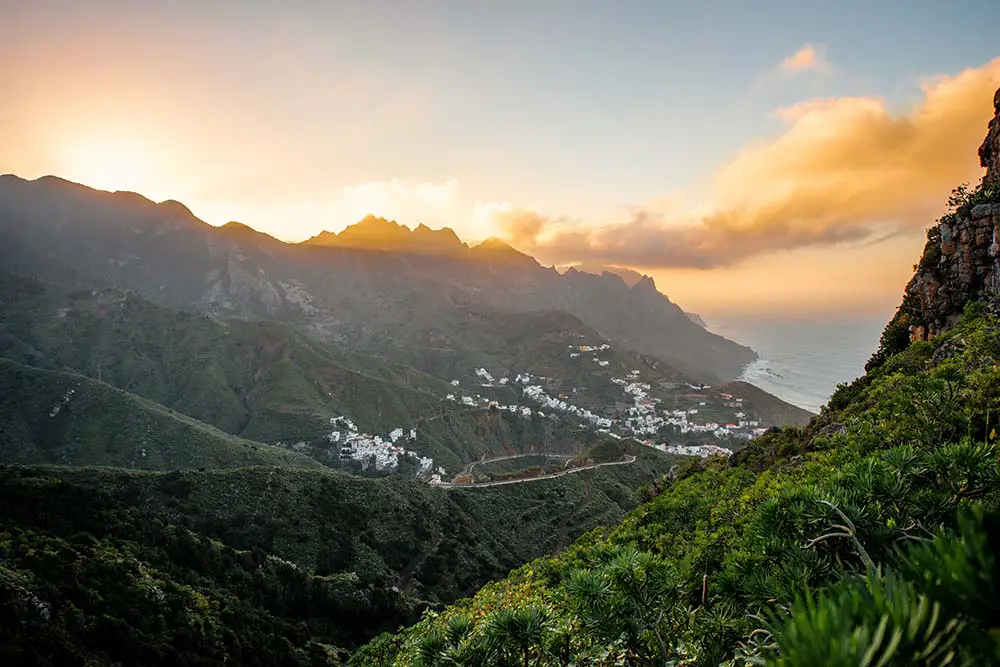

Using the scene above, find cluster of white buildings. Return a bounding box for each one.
[517,373,614,429]
[328,416,446,478]
[565,350,773,444]
[446,386,551,421]
[610,379,769,441]
[614,376,666,436]
[473,368,510,388]
[658,407,766,440]
[321,345,775,484]
[655,442,734,458]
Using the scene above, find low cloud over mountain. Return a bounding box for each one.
[488,58,1000,270]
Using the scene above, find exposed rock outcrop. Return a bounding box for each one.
[896,86,1000,342]
[904,202,1000,339]
[979,87,1000,188]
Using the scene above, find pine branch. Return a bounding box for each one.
[806,500,876,572]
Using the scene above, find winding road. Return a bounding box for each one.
[460,452,574,477]
[435,454,637,489]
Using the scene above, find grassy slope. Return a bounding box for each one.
[361,304,1000,666]
[0,273,595,471]
[0,358,323,470]
[572,438,646,464]
[0,271,451,441]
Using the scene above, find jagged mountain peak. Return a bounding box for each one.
[411,222,466,249]
[475,236,517,251]
[339,214,408,239]
[304,215,468,255]
[632,274,659,294]
[353,213,403,229]
[563,265,632,291]
[570,263,647,288]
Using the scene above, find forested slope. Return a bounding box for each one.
[356,289,1000,667]
[0,442,678,665]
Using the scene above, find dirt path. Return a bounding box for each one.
[437,455,637,489]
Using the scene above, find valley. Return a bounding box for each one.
[348,85,1000,667]
[0,268,808,482]
[0,175,794,663]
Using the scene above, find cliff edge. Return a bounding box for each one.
[872,86,1000,365]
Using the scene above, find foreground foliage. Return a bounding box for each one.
[355,305,1000,666]
[0,443,675,665]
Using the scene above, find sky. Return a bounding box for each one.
[2,0,999,316]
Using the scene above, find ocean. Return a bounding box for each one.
[706,313,891,414]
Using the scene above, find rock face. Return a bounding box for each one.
[904,202,1000,339]
[979,87,1000,188]
[899,87,1000,342]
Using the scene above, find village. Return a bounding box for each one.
[325,416,449,484]
[321,340,771,483]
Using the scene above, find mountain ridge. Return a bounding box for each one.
[0,174,757,381]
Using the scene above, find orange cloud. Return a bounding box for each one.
[780,44,828,73]
[489,58,1000,270]
[771,97,881,123]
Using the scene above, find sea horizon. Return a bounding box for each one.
[706,312,891,414]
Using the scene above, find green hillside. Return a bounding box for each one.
[355,301,1000,666]
[0,273,597,472]
[719,380,814,428]
[367,305,683,388]
[363,305,812,427]
[0,443,678,663]
[0,358,323,470]
[0,271,452,443]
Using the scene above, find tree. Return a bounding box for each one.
[565,547,679,665]
[485,606,552,667]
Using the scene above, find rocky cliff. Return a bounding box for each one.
[979,87,1000,188]
[886,86,1000,347]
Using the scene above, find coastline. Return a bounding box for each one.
[707,314,888,413]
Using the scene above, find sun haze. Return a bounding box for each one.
[59,136,157,194]
[2,1,998,315]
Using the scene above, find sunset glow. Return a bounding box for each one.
[59,137,155,194]
[2,1,998,313]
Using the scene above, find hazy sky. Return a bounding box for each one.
[3,1,999,315]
